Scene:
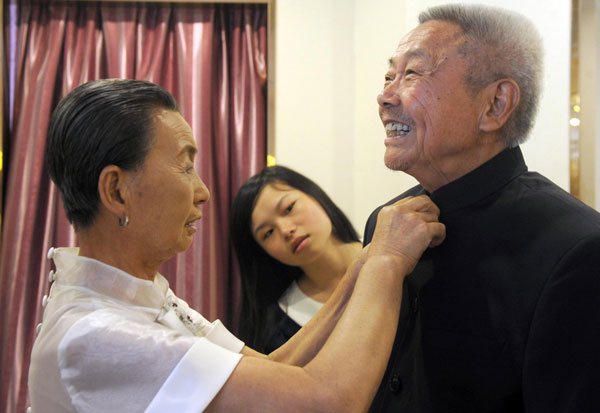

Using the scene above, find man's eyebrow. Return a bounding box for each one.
[253,194,289,237]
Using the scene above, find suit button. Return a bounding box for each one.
[388,374,402,393]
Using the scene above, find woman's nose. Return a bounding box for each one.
[194,175,210,206]
[283,224,296,241]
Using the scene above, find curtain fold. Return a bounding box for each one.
[1,2,267,411]
[226,6,267,328]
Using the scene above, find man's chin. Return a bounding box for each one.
[384,154,412,172]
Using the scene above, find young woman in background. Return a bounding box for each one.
[230,166,362,352]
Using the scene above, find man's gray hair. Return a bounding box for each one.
[419,4,544,146]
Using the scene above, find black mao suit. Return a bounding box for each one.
[364,147,600,413]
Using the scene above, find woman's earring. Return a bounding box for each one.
[119,215,129,227]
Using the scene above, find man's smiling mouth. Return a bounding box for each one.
[385,122,412,137]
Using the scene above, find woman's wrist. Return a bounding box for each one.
[363,254,415,277]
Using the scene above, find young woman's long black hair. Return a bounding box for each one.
[230,165,360,351]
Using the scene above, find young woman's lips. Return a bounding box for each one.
[292,235,309,254]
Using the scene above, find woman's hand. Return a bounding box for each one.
[367,195,445,273]
[207,195,445,413]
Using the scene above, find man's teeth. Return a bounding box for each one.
[385,122,411,136]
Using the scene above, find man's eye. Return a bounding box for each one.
[405,69,416,76]
[185,165,194,173]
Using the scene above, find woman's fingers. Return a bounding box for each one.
[428,222,446,247]
[367,196,445,266]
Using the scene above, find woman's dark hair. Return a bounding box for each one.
[230,165,359,351]
[45,79,178,230]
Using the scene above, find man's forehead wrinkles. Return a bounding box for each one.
[389,47,431,68]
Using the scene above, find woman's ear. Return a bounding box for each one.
[479,78,520,133]
[98,165,128,218]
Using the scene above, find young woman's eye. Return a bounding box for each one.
[263,229,273,240]
[284,201,296,214]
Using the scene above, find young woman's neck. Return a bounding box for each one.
[297,240,362,303]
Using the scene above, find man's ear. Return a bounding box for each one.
[98,165,128,219]
[479,78,520,132]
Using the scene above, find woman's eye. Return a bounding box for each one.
[263,229,273,240]
[284,202,296,214]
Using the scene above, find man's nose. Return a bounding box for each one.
[377,85,401,108]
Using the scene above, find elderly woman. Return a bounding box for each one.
[28,79,445,412]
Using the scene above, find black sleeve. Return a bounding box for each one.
[522,234,600,412]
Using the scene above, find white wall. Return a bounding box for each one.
[275,0,573,233]
[274,0,356,219]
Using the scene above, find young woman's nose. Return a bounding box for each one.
[282,224,296,241]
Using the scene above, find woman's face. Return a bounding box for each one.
[251,183,334,267]
[125,109,210,263]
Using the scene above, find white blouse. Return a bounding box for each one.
[28,247,243,413]
[278,281,324,327]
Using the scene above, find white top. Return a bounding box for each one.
[278,281,324,326]
[28,247,244,413]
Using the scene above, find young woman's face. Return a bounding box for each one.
[251,183,333,267]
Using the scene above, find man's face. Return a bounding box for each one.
[378,20,488,191]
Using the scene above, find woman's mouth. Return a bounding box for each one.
[291,235,309,253]
[185,216,201,231]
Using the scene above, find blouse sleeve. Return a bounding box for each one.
[57,308,242,413]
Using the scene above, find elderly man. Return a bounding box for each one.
[363,4,600,413]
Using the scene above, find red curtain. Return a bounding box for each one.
[0,1,267,411]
